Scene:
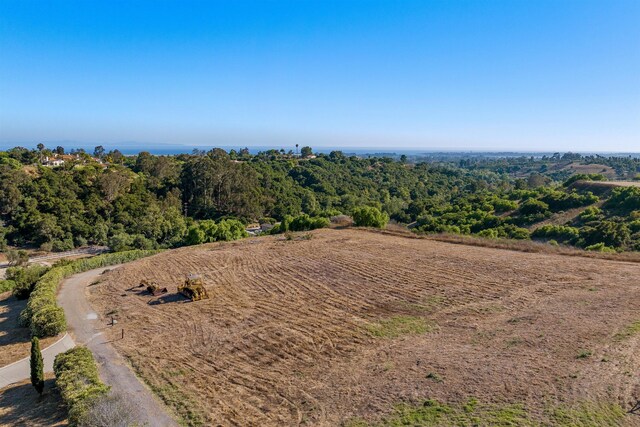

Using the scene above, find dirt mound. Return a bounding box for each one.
[89,229,640,426]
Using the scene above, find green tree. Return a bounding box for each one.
[352,206,389,228]
[300,146,313,158]
[93,145,105,159]
[30,336,44,394]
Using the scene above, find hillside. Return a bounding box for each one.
[88,228,640,426]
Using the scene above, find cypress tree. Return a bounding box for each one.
[30,336,44,394]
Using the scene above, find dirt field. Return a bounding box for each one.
[89,229,640,426]
[0,374,67,426]
[0,292,60,367]
[560,162,618,179]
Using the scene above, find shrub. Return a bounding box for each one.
[352,206,389,228]
[288,214,329,231]
[518,198,550,216]
[107,233,134,252]
[477,229,499,239]
[215,219,248,241]
[579,206,602,222]
[0,279,16,293]
[271,214,330,234]
[541,190,598,212]
[564,173,607,186]
[605,187,640,214]
[52,238,75,252]
[54,347,110,425]
[183,219,247,245]
[31,305,67,337]
[22,250,161,337]
[6,249,29,266]
[532,225,580,243]
[79,392,139,427]
[492,198,518,212]
[579,221,630,248]
[585,242,617,253]
[8,265,49,300]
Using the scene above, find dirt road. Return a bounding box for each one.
[58,268,177,427]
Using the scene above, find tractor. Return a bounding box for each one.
[140,279,168,296]
[178,274,209,301]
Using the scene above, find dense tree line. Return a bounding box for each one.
[0,146,638,253]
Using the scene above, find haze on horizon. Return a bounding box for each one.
[0,0,639,153]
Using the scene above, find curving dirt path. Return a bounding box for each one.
[58,267,177,427]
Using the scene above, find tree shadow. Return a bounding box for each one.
[0,377,68,425]
[0,294,30,349]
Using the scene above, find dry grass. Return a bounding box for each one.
[0,292,60,367]
[562,162,617,178]
[89,229,640,426]
[0,374,67,426]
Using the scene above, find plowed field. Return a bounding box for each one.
[89,229,640,426]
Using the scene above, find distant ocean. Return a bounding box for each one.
[1,141,639,158]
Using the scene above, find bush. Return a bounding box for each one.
[585,242,617,253]
[579,206,602,223]
[23,250,161,337]
[183,219,247,245]
[215,219,248,241]
[108,233,134,252]
[7,265,49,300]
[54,347,110,426]
[31,305,66,337]
[79,392,139,427]
[288,214,330,231]
[6,249,29,266]
[52,238,75,252]
[271,214,330,234]
[563,173,607,186]
[518,198,550,216]
[0,279,16,293]
[532,225,580,243]
[605,187,640,214]
[352,206,389,228]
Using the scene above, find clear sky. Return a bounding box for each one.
[0,0,639,152]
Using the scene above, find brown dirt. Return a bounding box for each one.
[89,228,640,426]
[0,292,60,367]
[0,374,67,426]
[562,162,617,178]
[596,181,640,188]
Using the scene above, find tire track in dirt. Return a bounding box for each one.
[88,229,640,426]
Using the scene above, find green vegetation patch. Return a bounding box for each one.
[614,320,640,341]
[367,315,434,338]
[548,402,626,427]
[346,399,627,427]
[346,398,533,427]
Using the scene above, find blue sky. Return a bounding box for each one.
[0,0,638,152]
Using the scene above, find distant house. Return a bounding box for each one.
[42,156,65,167]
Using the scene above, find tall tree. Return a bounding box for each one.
[93,145,105,159]
[30,336,44,394]
[300,146,312,158]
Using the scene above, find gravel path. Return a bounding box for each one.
[58,267,178,427]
